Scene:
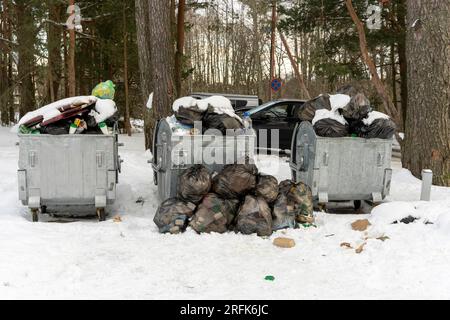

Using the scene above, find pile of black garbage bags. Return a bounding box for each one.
[173,96,244,134]
[154,164,315,236]
[298,86,397,139]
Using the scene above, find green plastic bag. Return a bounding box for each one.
[92,80,116,99]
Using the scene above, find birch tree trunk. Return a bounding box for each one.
[402,0,450,186]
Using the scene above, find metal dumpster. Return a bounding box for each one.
[151,118,256,202]
[290,121,392,206]
[18,131,122,222]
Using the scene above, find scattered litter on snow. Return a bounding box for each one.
[351,219,371,231]
[312,109,348,126]
[273,237,296,248]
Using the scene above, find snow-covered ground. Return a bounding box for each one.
[0,126,449,300]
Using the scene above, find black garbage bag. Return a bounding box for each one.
[190,194,240,234]
[175,106,204,126]
[346,118,366,137]
[178,165,212,204]
[361,118,397,139]
[104,111,120,127]
[297,94,331,122]
[40,120,71,135]
[202,106,243,134]
[255,175,279,204]
[212,163,258,199]
[272,193,297,231]
[313,118,349,137]
[83,111,119,133]
[153,198,196,234]
[84,113,98,129]
[277,180,314,225]
[341,93,372,120]
[235,195,272,237]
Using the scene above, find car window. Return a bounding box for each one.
[291,103,305,117]
[262,104,289,119]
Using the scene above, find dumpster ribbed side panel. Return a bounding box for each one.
[18,134,118,207]
[154,119,257,202]
[292,121,393,202]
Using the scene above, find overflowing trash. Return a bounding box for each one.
[202,106,243,134]
[313,110,349,138]
[190,194,239,234]
[154,164,314,236]
[169,95,245,136]
[255,175,279,204]
[92,80,116,100]
[299,87,396,139]
[178,165,212,204]
[236,195,273,237]
[154,198,197,234]
[272,180,314,230]
[297,94,331,122]
[213,163,259,199]
[17,81,118,135]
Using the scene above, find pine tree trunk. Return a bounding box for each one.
[147,0,175,148]
[403,0,450,186]
[135,0,153,150]
[397,0,408,127]
[174,0,186,98]
[46,1,63,104]
[16,1,36,117]
[123,2,132,136]
[0,0,9,125]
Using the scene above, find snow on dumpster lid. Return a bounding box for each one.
[18,96,98,126]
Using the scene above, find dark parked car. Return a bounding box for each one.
[244,99,306,152]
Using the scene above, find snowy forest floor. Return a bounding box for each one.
[1,126,450,300]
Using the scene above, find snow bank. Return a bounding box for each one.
[92,99,117,123]
[18,96,97,126]
[370,200,450,226]
[436,211,450,236]
[329,94,351,111]
[363,111,390,126]
[312,109,348,126]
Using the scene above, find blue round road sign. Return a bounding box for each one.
[271,79,282,92]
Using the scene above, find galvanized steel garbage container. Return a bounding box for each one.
[290,121,392,205]
[18,131,122,222]
[151,118,256,202]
